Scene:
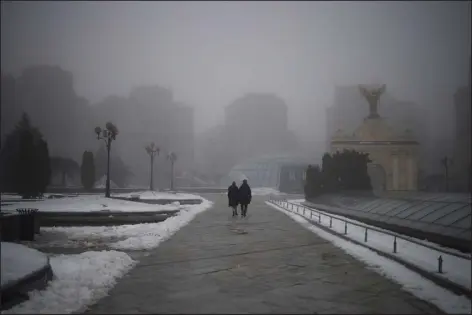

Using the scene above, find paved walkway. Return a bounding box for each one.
[85,194,443,314]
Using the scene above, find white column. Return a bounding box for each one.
[392,155,399,190]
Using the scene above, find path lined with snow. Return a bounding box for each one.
[84,195,443,314]
[284,198,472,291]
[267,199,471,314]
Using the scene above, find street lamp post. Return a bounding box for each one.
[145,142,160,191]
[441,156,453,192]
[167,151,177,191]
[95,122,119,198]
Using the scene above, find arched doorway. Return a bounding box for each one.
[367,163,387,192]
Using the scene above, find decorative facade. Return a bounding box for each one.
[330,85,420,191]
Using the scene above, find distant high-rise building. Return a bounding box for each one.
[452,66,471,192]
[224,93,297,167]
[95,86,195,188]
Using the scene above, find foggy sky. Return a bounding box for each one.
[1,1,470,136]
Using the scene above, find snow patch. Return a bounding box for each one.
[1,242,49,288]
[110,198,213,250]
[3,251,136,314]
[39,199,214,251]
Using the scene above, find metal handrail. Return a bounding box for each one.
[268,195,471,262]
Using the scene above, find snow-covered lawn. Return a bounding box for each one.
[3,197,214,314]
[266,201,472,314]
[0,194,183,213]
[112,190,202,200]
[36,199,213,251]
[1,242,49,289]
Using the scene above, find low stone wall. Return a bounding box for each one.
[45,187,147,194]
[111,196,202,205]
[36,210,178,227]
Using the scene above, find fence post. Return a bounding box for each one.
[364,228,368,242]
[344,222,347,234]
[329,217,332,228]
[318,214,321,223]
[438,256,443,273]
[393,236,397,253]
[310,210,312,218]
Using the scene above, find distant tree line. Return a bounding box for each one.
[304,149,372,199]
[1,66,136,188]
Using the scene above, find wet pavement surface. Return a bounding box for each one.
[85,194,443,314]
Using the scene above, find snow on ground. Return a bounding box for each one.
[94,175,119,189]
[28,198,214,251]
[3,198,214,314]
[289,199,471,259]
[0,194,25,201]
[220,187,287,196]
[110,198,213,250]
[1,242,49,289]
[266,201,472,314]
[3,251,136,314]
[0,195,182,213]
[252,187,286,196]
[286,199,472,290]
[112,190,202,200]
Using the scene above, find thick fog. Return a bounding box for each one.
[1,1,470,187]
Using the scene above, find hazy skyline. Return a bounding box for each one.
[1,1,470,135]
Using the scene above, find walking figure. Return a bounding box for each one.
[227,181,239,217]
[238,179,252,217]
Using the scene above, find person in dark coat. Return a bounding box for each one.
[228,181,240,217]
[238,179,252,217]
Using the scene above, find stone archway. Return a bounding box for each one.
[367,163,387,192]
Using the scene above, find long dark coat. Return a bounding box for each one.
[228,184,239,207]
[238,182,252,205]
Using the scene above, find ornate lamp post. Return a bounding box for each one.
[94,122,118,198]
[145,142,160,191]
[167,151,177,191]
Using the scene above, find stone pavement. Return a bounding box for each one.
[85,194,443,314]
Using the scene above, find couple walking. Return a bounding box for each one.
[227,179,252,217]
